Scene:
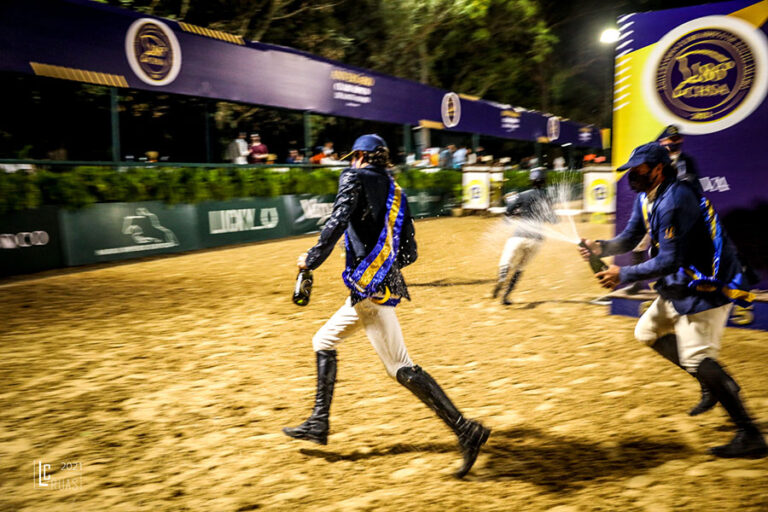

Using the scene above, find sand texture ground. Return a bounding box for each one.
[2,216,767,511]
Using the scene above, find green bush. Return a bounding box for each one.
[0,170,42,213]
[0,165,466,212]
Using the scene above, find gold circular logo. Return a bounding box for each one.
[125,18,182,86]
[656,28,753,123]
[644,16,768,134]
[134,23,174,80]
[441,92,461,128]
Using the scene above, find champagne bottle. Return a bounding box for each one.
[578,241,609,273]
[293,269,313,306]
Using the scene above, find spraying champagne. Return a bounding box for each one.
[578,240,609,274]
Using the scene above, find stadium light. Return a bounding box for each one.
[600,28,620,44]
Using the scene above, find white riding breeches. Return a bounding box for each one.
[635,298,732,371]
[312,297,414,378]
[499,236,541,270]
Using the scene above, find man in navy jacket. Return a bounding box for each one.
[284,134,490,478]
[580,142,765,459]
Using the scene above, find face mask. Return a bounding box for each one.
[628,167,653,192]
[665,143,682,152]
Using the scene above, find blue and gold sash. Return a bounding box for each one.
[342,178,405,306]
[639,192,659,251]
[683,197,754,306]
[641,193,754,306]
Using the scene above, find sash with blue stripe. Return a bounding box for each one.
[342,178,405,306]
[641,193,754,307]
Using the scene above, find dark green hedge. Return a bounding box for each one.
[0,165,581,213]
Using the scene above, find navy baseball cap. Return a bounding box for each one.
[352,134,387,152]
[617,142,671,171]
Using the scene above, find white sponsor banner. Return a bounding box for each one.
[462,166,491,210]
[583,169,616,213]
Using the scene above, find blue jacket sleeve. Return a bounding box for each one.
[619,203,684,283]
[599,196,647,256]
[305,170,360,270]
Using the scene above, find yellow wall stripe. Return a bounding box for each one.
[178,22,244,45]
[419,119,444,130]
[731,0,768,28]
[30,62,128,87]
[458,93,480,101]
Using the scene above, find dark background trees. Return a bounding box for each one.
[0,0,709,162]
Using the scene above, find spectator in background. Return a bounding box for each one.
[439,144,455,168]
[248,133,269,164]
[310,141,334,164]
[553,155,566,171]
[286,148,305,164]
[466,148,477,165]
[226,132,249,164]
[657,124,699,185]
[320,152,344,166]
[452,145,468,169]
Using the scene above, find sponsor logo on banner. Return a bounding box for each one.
[462,168,490,209]
[331,69,374,107]
[501,110,520,132]
[441,92,461,128]
[644,16,768,134]
[579,126,593,143]
[125,18,182,86]
[296,198,333,226]
[591,179,609,202]
[699,175,730,193]
[584,173,615,214]
[730,305,753,326]
[0,231,49,249]
[94,208,179,256]
[546,116,560,141]
[467,180,485,200]
[208,208,279,234]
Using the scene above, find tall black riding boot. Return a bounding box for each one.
[396,365,490,478]
[283,350,337,445]
[696,358,767,459]
[502,270,522,305]
[689,376,721,417]
[651,334,717,416]
[492,265,509,298]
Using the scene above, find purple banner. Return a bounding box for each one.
[612,0,768,286]
[0,0,601,147]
